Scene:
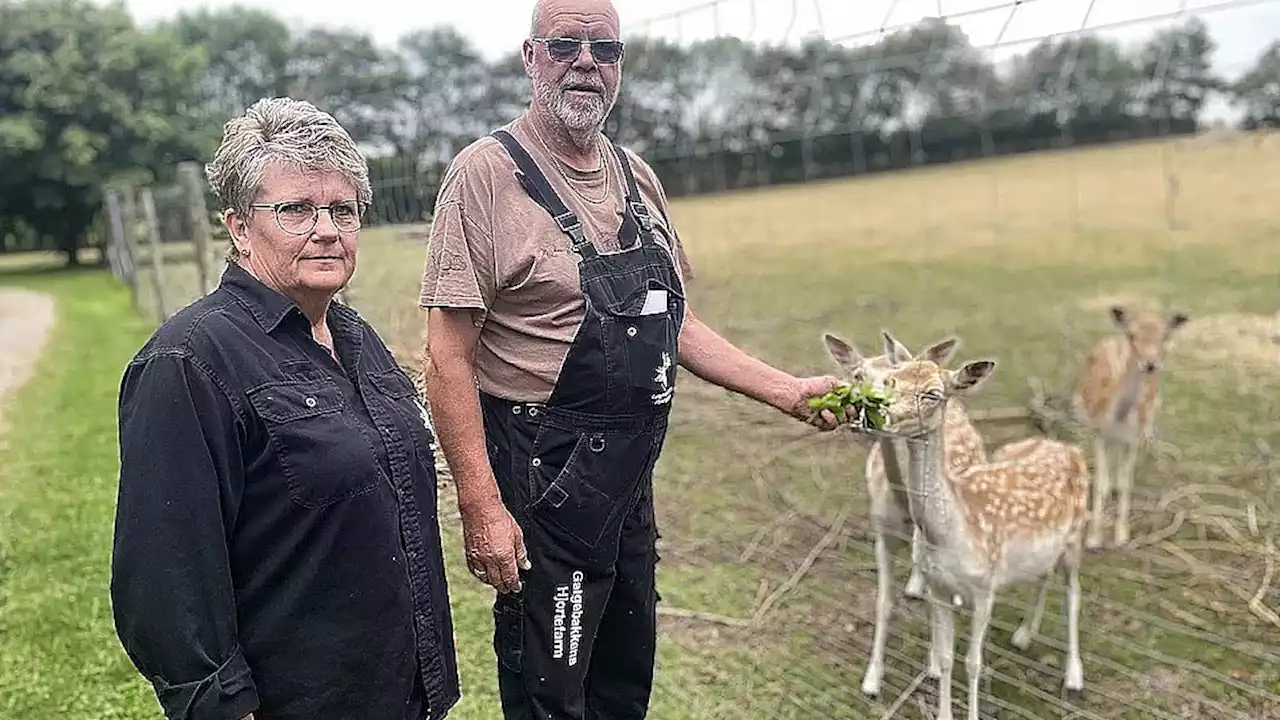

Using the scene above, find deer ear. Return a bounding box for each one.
[822,332,863,373]
[948,359,997,394]
[1168,311,1190,331]
[881,330,913,366]
[1109,305,1128,329]
[920,336,960,366]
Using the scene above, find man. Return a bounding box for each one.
[419,0,856,717]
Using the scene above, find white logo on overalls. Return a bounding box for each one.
[552,571,585,666]
[651,351,674,405]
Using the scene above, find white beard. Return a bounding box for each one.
[533,77,617,145]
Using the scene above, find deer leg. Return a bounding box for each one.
[1114,441,1139,547]
[965,591,995,720]
[1086,436,1111,550]
[930,587,957,720]
[861,525,904,698]
[1063,547,1086,698]
[1012,573,1052,650]
[903,525,927,600]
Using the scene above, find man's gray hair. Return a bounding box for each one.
[205,97,373,257]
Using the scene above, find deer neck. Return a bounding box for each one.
[903,419,966,551]
[879,437,912,511]
[1111,354,1149,425]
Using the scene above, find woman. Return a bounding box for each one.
[110,97,459,720]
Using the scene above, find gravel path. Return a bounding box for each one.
[0,287,57,439]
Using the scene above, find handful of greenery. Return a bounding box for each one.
[807,382,894,430]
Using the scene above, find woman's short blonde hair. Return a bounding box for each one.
[205,97,373,261]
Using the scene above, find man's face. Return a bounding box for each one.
[524,0,623,135]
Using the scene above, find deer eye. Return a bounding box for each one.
[921,389,945,402]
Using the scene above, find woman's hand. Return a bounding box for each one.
[459,497,530,594]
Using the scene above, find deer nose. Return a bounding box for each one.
[1143,360,1159,372]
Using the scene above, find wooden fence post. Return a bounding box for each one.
[103,191,124,281]
[104,190,141,313]
[139,187,168,322]
[178,161,215,295]
[120,187,144,315]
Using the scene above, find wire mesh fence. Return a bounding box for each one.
[92,1,1280,716]
[538,1,1276,718]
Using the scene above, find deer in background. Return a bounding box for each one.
[1073,305,1189,549]
[821,330,988,699]
[874,354,1088,720]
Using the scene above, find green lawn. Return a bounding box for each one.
[3,133,1280,719]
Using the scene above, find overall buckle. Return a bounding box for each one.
[554,211,591,250]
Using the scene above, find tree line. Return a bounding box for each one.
[2,0,1279,262]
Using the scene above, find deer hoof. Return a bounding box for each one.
[1011,627,1034,650]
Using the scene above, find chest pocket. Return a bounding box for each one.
[602,275,685,406]
[367,368,437,467]
[248,379,381,509]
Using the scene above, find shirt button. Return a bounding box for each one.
[531,458,541,467]
[304,396,317,407]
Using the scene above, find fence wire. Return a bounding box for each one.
[586,1,1278,718]
[98,1,1280,717]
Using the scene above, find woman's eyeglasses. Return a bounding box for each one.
[249,200,365,236]
[531,37,625,64]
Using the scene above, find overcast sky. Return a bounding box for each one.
[112,0,1280,119]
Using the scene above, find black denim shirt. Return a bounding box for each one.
[111,262,460,720]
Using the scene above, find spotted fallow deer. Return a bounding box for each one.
[1073,305,1189,549]
[820,331,988,699]
[874,356,1088,720]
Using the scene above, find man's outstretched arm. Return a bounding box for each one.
[676,307,844,429]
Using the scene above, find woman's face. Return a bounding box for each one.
[224,161,361,307]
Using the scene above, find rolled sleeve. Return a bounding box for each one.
[110,349,258,720]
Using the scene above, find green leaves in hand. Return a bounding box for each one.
[807,382,893,429]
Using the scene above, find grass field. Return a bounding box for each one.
[3,132,1280,719]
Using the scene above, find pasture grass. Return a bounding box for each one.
[0,269,162,717]
[1,132,1278,718]
[354,131,1280,718]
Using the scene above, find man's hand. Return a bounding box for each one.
[784,375,847,430]
[782,376,877,446]
[459,496,530,594]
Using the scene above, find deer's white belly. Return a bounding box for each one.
[999,529,1071,585]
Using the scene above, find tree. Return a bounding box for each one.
[1134,17,1221,131]
[0,0,210,264]
[383,27,494,165]
[161,6,293,127]
[288,27,400,146]
[1233,40,1280,129]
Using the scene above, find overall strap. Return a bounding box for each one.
[491,129,596,259]
[607,140,656,246]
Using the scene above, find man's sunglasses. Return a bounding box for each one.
[531,37,625,64]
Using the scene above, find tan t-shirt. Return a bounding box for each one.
[419,113,695,403]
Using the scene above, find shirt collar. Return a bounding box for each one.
[220,262,366,368]
[220,261,309,334]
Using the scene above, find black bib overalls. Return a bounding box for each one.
[478,130,686,719]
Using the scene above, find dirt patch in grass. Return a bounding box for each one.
[0,288,56,438]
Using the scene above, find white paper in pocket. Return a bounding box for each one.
[639,289,668,316]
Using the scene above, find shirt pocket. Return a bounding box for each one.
[247,379,381,509]
[367,368,437,467]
